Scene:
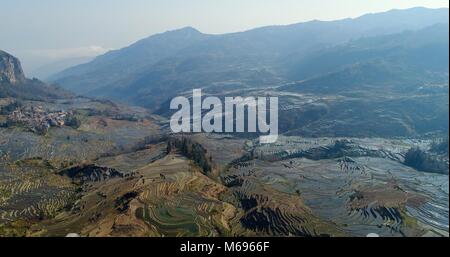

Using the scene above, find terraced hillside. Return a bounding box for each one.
[223,136,448,236]
[1,113,448,236]
[31,153,246,237]
[0,91,165,235]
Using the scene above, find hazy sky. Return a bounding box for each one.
[1,0,448,74]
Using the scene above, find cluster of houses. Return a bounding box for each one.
[8,106,71,134]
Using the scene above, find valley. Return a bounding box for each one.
[0,7,449,237]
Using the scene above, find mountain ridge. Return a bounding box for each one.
[51,7,449,106]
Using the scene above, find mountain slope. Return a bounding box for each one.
[280,22,449,81]
[280,23,449,95]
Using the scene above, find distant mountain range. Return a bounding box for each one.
[50,7,449,109]
[30,56,94,81]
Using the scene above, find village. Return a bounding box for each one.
[7,105,73,134]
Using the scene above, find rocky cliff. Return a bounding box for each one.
[0,50,26,84]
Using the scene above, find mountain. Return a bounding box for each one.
[50,27,209,94]
[0,50,71,100]
[51,7,449,109]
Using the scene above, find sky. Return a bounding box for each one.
[0,0,448,76]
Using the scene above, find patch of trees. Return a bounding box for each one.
[60,164,124,184]
[64,115,81,129]
[167,137,212,173]
[404,147,449,174]
[115,191,138,212]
